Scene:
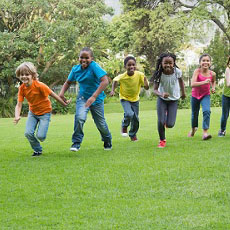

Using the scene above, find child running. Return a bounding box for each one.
[188,53,216,140]
[218,57,230,137]
[14,62,70,156]
[152,52,186,148]
[59,47,112,151]
[110,55,149,141]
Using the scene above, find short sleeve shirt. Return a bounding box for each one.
[18,80,52,115]
[67,61,107,105]
[159,68,182,101]
[113,71,145,102]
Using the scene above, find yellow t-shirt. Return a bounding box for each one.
[113,71,145,102]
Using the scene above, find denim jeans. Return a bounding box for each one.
[72,96,112,145]
[120,99,139,137]
[191,95,211,130]
[157,97,178,140]
[220,95,230,131]
[25,111,51,152]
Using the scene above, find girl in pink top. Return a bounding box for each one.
[188,54,216,140]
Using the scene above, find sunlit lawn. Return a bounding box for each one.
[1,101,230,229]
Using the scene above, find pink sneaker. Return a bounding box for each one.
[158,139,166,148]
[121,127,128,137]
[130,135,138,141]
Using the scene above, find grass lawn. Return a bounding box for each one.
[1,101,230,229]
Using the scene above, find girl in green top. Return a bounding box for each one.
[218,57,230,137]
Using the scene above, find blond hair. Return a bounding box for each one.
[15,62,39,80]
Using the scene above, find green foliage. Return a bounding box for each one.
[204,30,230,81]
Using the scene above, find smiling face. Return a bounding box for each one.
[199,55,211,69]
[162,56,174,74]
[125,59,136,76]
[79,51,93,69]
[19,70,33,87]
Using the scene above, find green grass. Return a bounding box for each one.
[1,102,230,229]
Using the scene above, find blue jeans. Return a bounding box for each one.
[72,96,112,145]
[191,95,211,130]
[120,99,139,137]
[25,111,51,152]
[220,95,230,131]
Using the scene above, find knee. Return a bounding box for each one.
[36,134,46,142]
[25,131,34,139]
[203,110,211,116]
[166,122,175,128]
[125,111,134,119]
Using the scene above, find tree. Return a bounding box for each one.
[0,0,112,117]
[108,0,189,73]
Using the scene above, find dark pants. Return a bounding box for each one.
[157,97,178,140]
[220,95,230,131]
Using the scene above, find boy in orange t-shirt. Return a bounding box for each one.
[14,62,71,156]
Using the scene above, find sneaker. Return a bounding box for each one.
[218,130,226,137]
[70,143,80,152]
[158,139,166,148]
[121,127,128,137]
[202,134,212,140]
[32,151,42,157]
[130,136,138,142]
[104,141,112,150]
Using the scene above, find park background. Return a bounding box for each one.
[1,0,230,229]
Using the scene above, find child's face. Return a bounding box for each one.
[200,56,211,69]
[125,59,136,76]
[79,51,93,69]
[162,57,174,74]
[19,71,33,86]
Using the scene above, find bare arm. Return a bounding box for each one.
[226,67,230,87]
[191,69,211,87]
[110,80,118,96]
[14,101,23,124]
[85,75,109,108]
[50,91,71,106]
[211,71,216,93]
[59,80,72,102]
[144,77,149,90]
[178,78,186,99]
[153,82,169,98]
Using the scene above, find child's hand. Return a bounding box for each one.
[13,117,21,124]
[85,96,96,108]
[162,92,169,98]
[204,79,211,84]
[65,98,72,106]
[181,93,186,100]
[110,91,115,97]
[211,88,215,94]
[59,94,67,103]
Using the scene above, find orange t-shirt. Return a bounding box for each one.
[18,80,52,115]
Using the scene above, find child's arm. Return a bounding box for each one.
[59,80,72,102]
[110,80,118,96]
[14,101,23,124]
[50,91,71,106]
[191,69,211,87]
[178,78,186,99]
[85,75,109,108]
[211,71,216,93]
[144,77,149,90]
[153,82,169,98]
[225,67,230,87]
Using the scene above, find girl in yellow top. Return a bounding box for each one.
[110,56,149,141]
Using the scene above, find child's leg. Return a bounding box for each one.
[24,111,42,152]
[191,96,200,129]
[90,102,112,143]
[220,95,230,132]
[120,99,133,128]
[72,97,89,145]
[201,95,211,134]
[165,100,178,128]
[36,113,51,142]
[157,97,167,140]
[129,101,139,137]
